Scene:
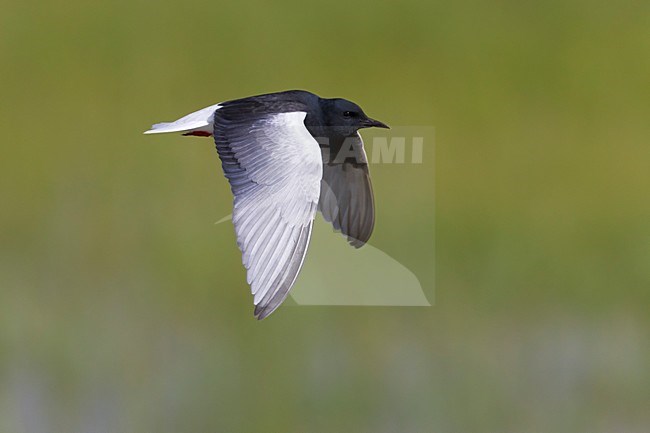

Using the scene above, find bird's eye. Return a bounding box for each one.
[343,111,357,118]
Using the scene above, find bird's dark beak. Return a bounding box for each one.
[361,117,390,129]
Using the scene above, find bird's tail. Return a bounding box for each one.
[143,103,222,136]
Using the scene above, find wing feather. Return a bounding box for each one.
[213,108,322,319]
[319,133,375,248]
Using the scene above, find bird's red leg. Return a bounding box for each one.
[182,131,213,137]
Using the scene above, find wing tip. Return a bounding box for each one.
[254,304,277,320]
[251,222,315,321]
[348,237,367,248]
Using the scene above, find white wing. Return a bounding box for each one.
[214,108,322,319]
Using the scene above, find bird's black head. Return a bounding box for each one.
[321,98,389,137]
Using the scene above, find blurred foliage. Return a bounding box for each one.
[1,0,649,431]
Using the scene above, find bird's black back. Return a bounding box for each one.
[217,90,319,118]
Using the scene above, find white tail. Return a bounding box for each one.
[143,103,222,135]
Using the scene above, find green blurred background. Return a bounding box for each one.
[1,0,649,431]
